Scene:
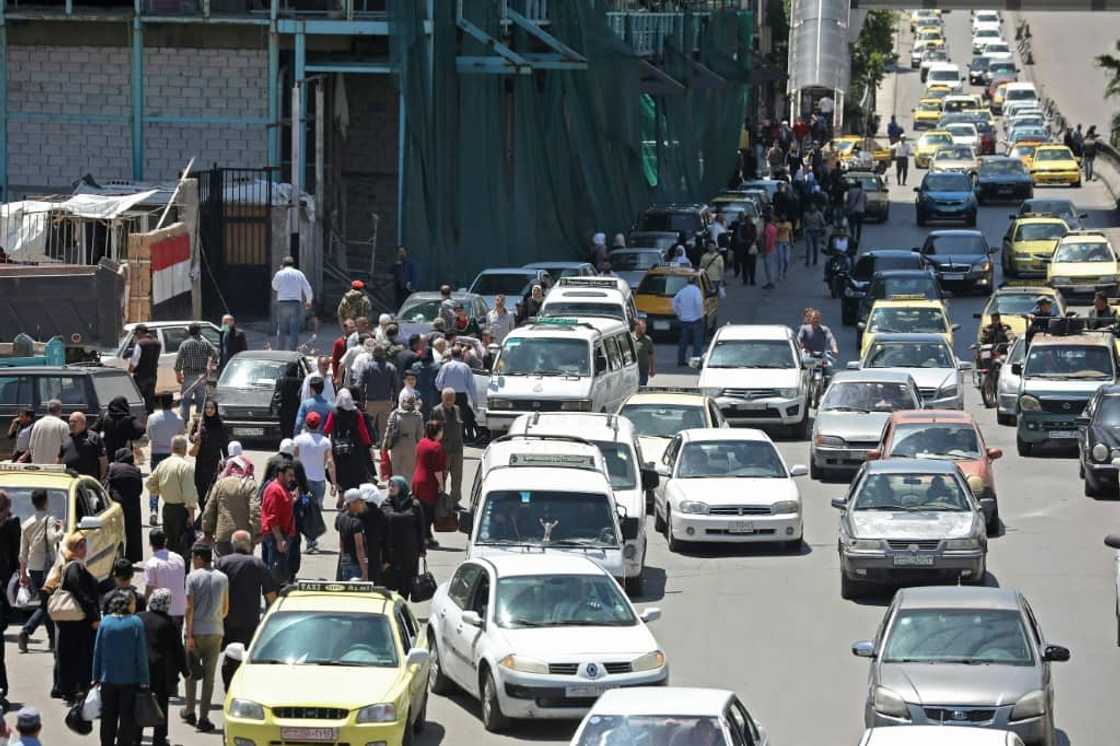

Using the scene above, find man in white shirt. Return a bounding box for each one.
[27,400,68,464]
[487,295,516,344]
[891,135,912,186]
[671,275,706,367]
[17,488,61,652]
[299,357,336,403]
[292,412,335,552]
[708,213,728,247]
[271,256,313,351]
[143,527,188,627]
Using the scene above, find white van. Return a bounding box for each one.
[507,412,657,594]
[542,276,639,328]
[1003,82,1039,109]
[925,62,963,92]
[460,434,633,583]
[486,317,640,433]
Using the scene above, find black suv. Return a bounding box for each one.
[0,366,146,459]
[839,250,929,326]
[1077,384,1120,498]
[634,204,711,262]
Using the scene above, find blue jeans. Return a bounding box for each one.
[179,377,206,423]
[777,242,792,277]
[262,533,298,585]
[677,319,705,366]
[308,480,326,507]
[149,453,170,514]
[806,232,824,266]
[337,556,362,582]
[21,570,54,645]
[763,252,777,285]
[276,300,303,351]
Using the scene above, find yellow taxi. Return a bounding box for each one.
[1008,142,1040,169]
[914,130,954,168]
[974,286,1066,344]
[618,387,727,466]
[912,98,944,129]
[991,82,1013,114]
[857,298,956,358]
[634,264,718,338]
[0,463,123,582]
[1030,144,1082,187]
[1046,230,1120,303]
[1000,215,1070,278]
[223,581,431,746]
[917,29,946,48]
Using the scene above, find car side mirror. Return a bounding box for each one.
[1105,534,1120,549]
[223,642,247,662]
[640,607,662,623]
[641,467,660,491]
[951,324,960,331]
[846,361,861,370]
[913,187,920,193]
[461,610,484,628]
[77,516,103,531]
[830,498,848,510]
[851,640,876,658]
[1042,644,1070,663]
[1075,415,1091,427]
[458,510,474,535]
[405,648,431,668]
[789,464,808,477]
[1011,363,1023,376]
[620,515,640,541]
[987,447,1003,460]
[856,322,866,331]
[688,356,703,369]
[958,361,973,371]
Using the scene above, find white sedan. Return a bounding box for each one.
[945,123,980,148]
[427,554,666,732]
[855,333,971,410]
[1105,534,1120,646]
[653,428,806,551]
[570,687,770,746]
[861,726,1024,746]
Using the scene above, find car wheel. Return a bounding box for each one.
[1016,434,1033,457]
[810,459,826,481]
[997,412,1016,427]
[986,506,1000,536]
[413,691,428,734]
[654,504,666,533]
[1084,472,1104,498]
[666,507,683,553]
[1074,180,1082,188]
[428,640,455,695]
[480,668,510,733]
[402,722,415,746]
[916,212,926,227]
[840,570,865,600]
[967,212,977,227]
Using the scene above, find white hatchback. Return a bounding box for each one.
[428,554,666,732]
[861,726,1024,746]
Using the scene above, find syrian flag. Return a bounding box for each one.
[151,234,191,305]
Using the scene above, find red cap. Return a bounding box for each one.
[351,280,365,290]
[305,411,322,429]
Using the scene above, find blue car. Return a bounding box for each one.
[915,171,978,227]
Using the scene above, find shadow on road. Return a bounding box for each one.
[632,564,667,602]
[416,721,448,745]
[435,691,575,742]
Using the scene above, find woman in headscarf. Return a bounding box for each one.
[137,588,188,746]
[324,387,372,504]
[45,531,100,704]
[219,440,255,479]
[107,447,144,563]
[92,589,148,746]
[189,399,229,509]
[411,420,446,548]
[382,476,426,599]
[272,361,304,441]
[93,395,147,460]
[384,392,424,482]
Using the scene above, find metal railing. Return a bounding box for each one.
[606,10,709,56]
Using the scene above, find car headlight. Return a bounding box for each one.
[1019,394,1042,413]
[560,400,592,412]
[701,387,722,398]
[976,260,992,272]
[938,384,959,399]
[631,650,666,672]
[678,500,709,514]
[1093,443,1110,462]
[846,537,882,551]
[946,537,981,550]
[228,698,265,720]
[778,388,800,399]
[498,654,549,674]
[872,686,911,719]
[815,434,846,447]
[355,703,399,724]
[487,398,513,410]
[771,500,800,515]
[1010,689,1047,721]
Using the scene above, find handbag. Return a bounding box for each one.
[65,702,93,735]
[379,448,393,480]
[410,558,437,603]
[300,496,327,541]
[134,687,166,728]
[82,686,102,721]
[47,563,86,622]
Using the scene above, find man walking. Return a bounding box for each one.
[182,542,228,733]
[62,412,107,481]
[144,435,198,558]
[143,528,188,629]
[294,375,333,435]
[393,247,417,310]
[845,178,867,245]
[634,320,655,385]
[27,400,67,465]
[360,345,399,442]
[271,256,314,351]
[218,314,248,373]
[891,135,911,186]
[92,588,149,746]
[146,393,184,526]
[0,492,19,710]
[201,467,260,558]
[699,241,724,295]
[487,294,516,344]
[430,389,464,503]
[886,115,903,144]
[337,280,372,328]
[18,489,60,653]
[293,410,335,515]
[215,530,277,648]
[435,346,480,443]
[1083,126,1100,181]
[128,324,162,413]
[672,275,705,367]
[260,463,297,584]
[174,323,216,423]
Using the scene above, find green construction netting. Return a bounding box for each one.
[390,1,752,288]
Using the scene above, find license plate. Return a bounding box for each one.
[892,555,936,567]
[733,401,767,411]
[1050,430,1078,439]
[943,273,966,281]
[281,728,337,742]
[234,427,265,437]
[566,685,610,698]
[728,521,755,534]
[998,187,1015,194]
[653,321,670,331]
[1072,286,1095,294]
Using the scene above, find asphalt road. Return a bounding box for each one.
[15,11,1120,746]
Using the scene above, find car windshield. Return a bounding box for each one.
[1012,117,1044,129]
[835,140,857,153]
[1022,200,1075,220]
[878,276,939,299]
[980,159,1026,176]
[0,486,67,524]
[494,338,589,377]
[1054,241,1113,263]
[986,43,1011,54]
[924,173,972,191]
[471,273,536,296]
[575,716,724,745]
[495,574,635,629]
[249,611,398,667]
[638,212,701,234]
[1011,145,1037,159]
[846,175,882,192]
[397,298,443,323]
[533,266,582,279]
[593,440,637,491]
[1007,88,1037,101]
[928,70,958,83]
[868,308,946,334]
[610,252,662,271]
[676,440,786,479]
[1094,398,1120,426]
[706,340,795,369]
[927,234,986,254]
[942,136,975,149]
[821,382,916,413]
[918,100,942,112]
[889,423,982,459]
[218,358,290,389]
[974,28,999,37]
[988,294,1049,316]
[1016,223,1067,241]
[882,609,1034,665]
[920,134,953,148]
[1036,148,1073,162]
[620,403,707,439]
[866,341,953,369]
[638,274,691,296]
[477,490,618,547]
[541,302,625,320]
[1013,128,1048,142]
[970,57,990,70]
[852,473,971,511]
[1024,345,1114,380]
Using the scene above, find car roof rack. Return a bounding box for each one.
[635,386,707,395]
[1062,230,1108,238]
[556,277,627,290]
[493,432,595,447]
[525,411,620,435]
[280,580,396,598]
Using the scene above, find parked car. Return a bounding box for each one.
[102,320,223,395]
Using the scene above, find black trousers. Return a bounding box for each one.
[743,254,757,285]
[101,682,139,746]
[454,393,478,440]
[135,377,156,414]
[162,503,189,559]
[147,682,170,744]
[895,156,909,185]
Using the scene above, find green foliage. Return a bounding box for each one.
[851,10,898,94]
[1095,42,1120,146]
[767,0,789,51]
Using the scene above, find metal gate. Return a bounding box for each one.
[193,167,276,319]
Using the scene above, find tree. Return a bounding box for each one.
[1095,42,1120,146]
[849,10,898,133]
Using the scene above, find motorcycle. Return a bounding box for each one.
[822,247,852,299]
[971,341,1010,409]
[805,350,836,409]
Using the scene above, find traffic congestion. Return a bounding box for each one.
[2,6,1120,746]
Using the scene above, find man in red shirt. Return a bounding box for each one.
[793,117,810,147]
[330,319,356,386]
[761,215,779,291]
[261,464,296,584]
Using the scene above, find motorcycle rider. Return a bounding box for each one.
[1087,291,1118,328]
[798,309,839,358]
[980,311,1012,346]
[1026,295,1058,343]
